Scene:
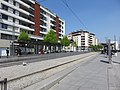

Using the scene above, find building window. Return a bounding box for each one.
[1,34,13,40]
[41,34,45,37]
[15,10,19,16]
[41,28,47,32]
[50,15,55,20]
[43,17,47,21]
[13,1,16,6]
[13,10,15,14]
[41,11,46,15]
[4,0,9,2]
[16,2,19,7]
[2,23,8,29]
[8,7,13,14]
[2,4,8,11]
[2,14,8,20]
[13,18,15,22]
[0,23,1,28]
[43,23,47,26]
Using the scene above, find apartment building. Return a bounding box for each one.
[68,30,98,51]
[0,0,65,56]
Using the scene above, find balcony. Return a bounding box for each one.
[50,20,56,25]
[2,19,34,32]
[0,9,34,25]
[20,0,34,9]
[50,25,56,30]
[28,0,35,4]
[1,1,31,16]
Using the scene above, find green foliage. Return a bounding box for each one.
[44,30,58,45]
[97,44,103,49]
[72,41,77,47]
[18,32,30,41]
[89,44,103,51]
[61,36,70,46]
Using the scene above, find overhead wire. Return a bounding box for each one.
[38,0,88,30]
[61,0,88,30]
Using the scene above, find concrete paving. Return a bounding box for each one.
[108,53,120,90]
[23,53,98,90]
[49,53,120,90]
[0,52,96,90]
[0,52,89,68]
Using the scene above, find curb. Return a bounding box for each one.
[23,63,78,90]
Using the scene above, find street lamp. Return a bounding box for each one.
[25,44,27,55]
[10,40,14,56]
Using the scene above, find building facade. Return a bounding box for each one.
[0,0,65,56]
[68,30,98,51]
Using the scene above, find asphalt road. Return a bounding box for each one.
[0,51,89,68]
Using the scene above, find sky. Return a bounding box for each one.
[38,0,120,42]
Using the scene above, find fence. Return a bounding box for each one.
[0,78,7,90]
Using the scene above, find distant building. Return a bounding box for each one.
[68,30,99,51]
[111,41,119,50]
[0,0,65,56]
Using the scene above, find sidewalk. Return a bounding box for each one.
[49,53,120,90]
[0,52,97,90]
[0,54,40,63]
[0,52,89,63]
[108,52,120,90]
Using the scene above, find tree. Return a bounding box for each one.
[18,31,30,41]
[72,41,77,47]
[61,36,70,51]
[44,30,58,52]
[44,30,58,45]
[70,41,77,51]
[97,44,103,50]
[89,44,103,51]
[18,32,30,55]
[61,36,70,46]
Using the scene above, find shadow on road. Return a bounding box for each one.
[112,61,120,64]
[100,60,109,64]
[100,60,120,65]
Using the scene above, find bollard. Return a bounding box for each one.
[0,78,7,90]
[4,78,7,90]
[1,83,3,90]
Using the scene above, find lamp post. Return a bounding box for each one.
[25,44,27,55]
[108,39,112,64]
[10,41,14,56]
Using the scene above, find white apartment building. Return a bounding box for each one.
[0,0,65,56]
[68,30,98,51]
[111,41,119,50]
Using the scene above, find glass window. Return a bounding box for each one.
[0,23,1,28]
[2,4,8,11]
[13,18,15,22]
[4,0,9,2]
[2,23,8,29]
[13,1,16,6]
[2,14,8,20]
[13,10,15,14]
